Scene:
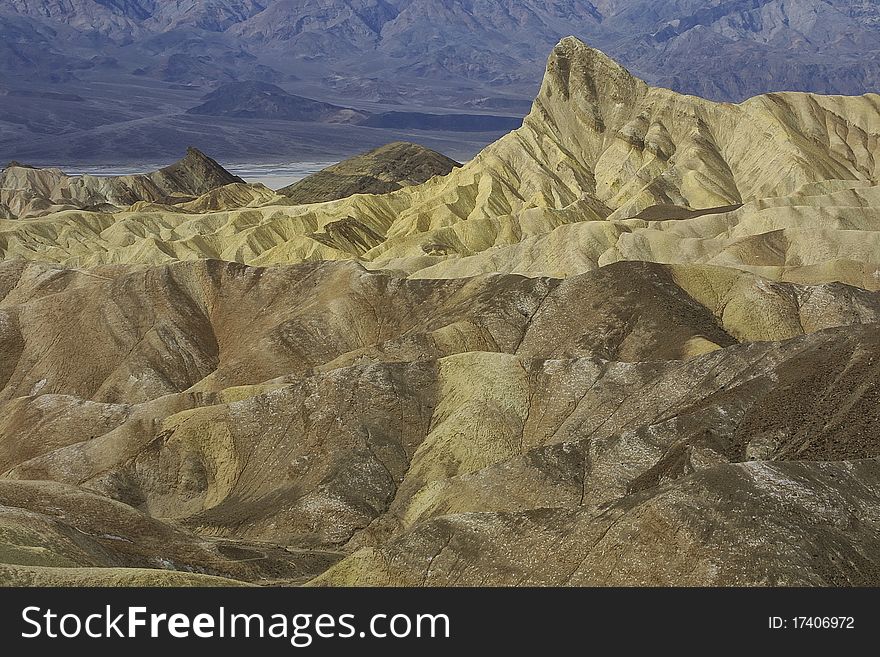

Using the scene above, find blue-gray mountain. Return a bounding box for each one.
[2,1,879,162]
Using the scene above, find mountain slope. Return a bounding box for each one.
[2,258,880,584]
[312,459,880,586]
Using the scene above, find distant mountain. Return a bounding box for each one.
[3,0,879,100]
[186,83,520,131]
[2,1,880,162]
[187,82,368,123]
[278,141,460,204]
[608,0,880,100]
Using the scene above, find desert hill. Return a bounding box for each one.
[278,142,461,205]
[0,147,242,219]
[186,84,520,131]
[0,257,879,585]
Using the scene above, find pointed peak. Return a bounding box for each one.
[539,35,646,106]
[552,36,619,64]
[182,146,214,164]
[549,36,641,83]
[164,147,236,176]
[554,35,590,54]
[3,160,36,171]
[155,148,243,195]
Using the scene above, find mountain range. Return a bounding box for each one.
[2,1,880,163]
[2,37,880,586]
[0,147,242,218]
[5,2,880,97]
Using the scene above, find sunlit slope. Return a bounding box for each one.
[2,37,880,288]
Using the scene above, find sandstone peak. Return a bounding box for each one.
[183,146,214,163]
[540,36,644,104]
[552,36,634,78]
